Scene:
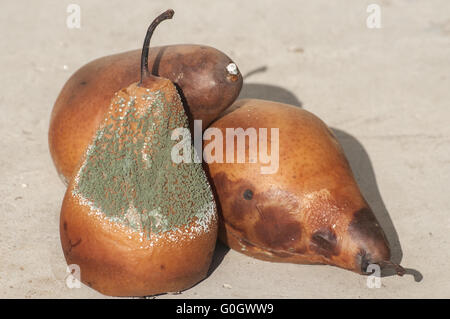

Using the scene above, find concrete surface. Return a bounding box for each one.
[1,0,449,298]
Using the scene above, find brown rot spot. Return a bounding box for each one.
[356,249,371,274]
[80,81,87,86]
[310,228,339,258]
[160,264,165,270]
[233,185,256,218]
[243,189,253,200]
[212,172,256,222]
[348,208,391,265]
[212,172,231,195]
[348,208,388,246]
[63,221,67,231]
[253,205,302,250]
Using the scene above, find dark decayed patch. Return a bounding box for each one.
[212,172,256,223]
[253,205,302,251]
[356,249,371,274]
[309,228,339,258]
[243,189,253,200]
[348,208,387,246]
[348,208,391,267]
[212,172,303,255]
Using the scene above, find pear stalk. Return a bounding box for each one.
[139,9,175,85]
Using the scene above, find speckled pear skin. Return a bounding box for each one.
[60,79,218,296]
[49,45,242,184]
[205,99,392,275]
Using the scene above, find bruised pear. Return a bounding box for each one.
[60,10,218,296]
[205,99,404,276]
[49,41,242,184]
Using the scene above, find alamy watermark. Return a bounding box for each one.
[66,264,81,289]
[66,4,81,29]
[366,263,382,288]
[366,4,382,29]
[171,120,279,174]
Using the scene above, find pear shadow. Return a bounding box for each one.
[207,241,230,277]
[151,46,167,76]
[239,81,421,281]
[202,160,231,278]
[239,83,303,107]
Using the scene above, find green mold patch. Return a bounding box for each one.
[73,84,215,238]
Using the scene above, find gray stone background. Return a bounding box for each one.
[1,0,449,298]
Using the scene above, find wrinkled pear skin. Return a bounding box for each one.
[205,99,391,274]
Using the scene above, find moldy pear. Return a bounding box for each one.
[60,10,218,296]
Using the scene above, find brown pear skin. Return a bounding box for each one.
[60,10,218,296]
[49,44,242,184]
[205,99,404,276]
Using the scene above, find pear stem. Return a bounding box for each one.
[139,9,174,85]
